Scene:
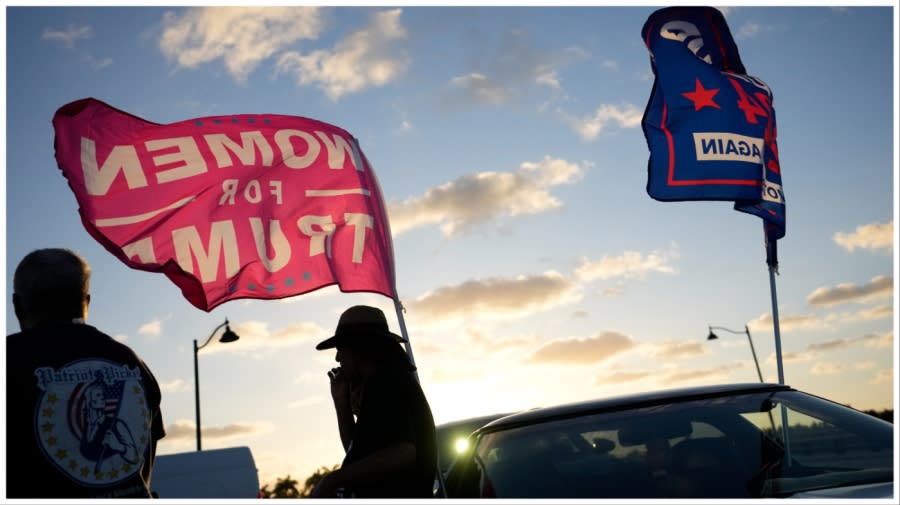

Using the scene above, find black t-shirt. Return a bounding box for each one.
[6,322,165,498]
[342,369,437,498]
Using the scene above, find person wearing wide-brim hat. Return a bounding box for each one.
[310,305,436,498]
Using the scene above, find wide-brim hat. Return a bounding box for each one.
[315,305,406,350]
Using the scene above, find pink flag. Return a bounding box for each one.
[53,98,397,311]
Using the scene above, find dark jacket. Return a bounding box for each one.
[6,322,165,498]
[342,369,436,498]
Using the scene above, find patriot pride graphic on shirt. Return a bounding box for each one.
[33,359,151,486]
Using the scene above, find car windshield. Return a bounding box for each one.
[451,390,893,498]
[435,414,509,475]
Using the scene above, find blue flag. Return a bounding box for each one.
[641,7,785,266]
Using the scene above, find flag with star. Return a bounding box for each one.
[640,6,785,266]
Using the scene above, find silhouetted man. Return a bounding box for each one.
[6,248,165,498]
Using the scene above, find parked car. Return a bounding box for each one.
[443,383,894,498]
[433,412,512,497]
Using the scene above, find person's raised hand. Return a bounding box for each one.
[328,367,350,406]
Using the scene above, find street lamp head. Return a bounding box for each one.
[219,325,240,344]
[705,323,764,383]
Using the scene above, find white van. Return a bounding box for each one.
[151,446,259,498]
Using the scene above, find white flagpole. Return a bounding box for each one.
[766,236,785,385]
[769,264,785,385]
[766,237,791,466]
[393,297,447,495]
[393,297,419,382]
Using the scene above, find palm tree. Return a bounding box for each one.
[300,465,340,497]
[259,475,300,498]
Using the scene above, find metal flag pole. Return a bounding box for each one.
[392,296,447,495]
[766,237,791,466]
[766,238,785,385]
[393,297,419,383]
[768,265,786,385]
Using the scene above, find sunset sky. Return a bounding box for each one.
[3,2,897,488]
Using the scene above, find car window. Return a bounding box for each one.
[741,393,894,496]
[445,390,893,498]
[472,406,745,498]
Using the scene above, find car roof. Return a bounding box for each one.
[479,382,793,432]
[436,412,512,431]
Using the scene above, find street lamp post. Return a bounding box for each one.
[194,319,240,451]
[708,324,792,464]
[707,324,764,383]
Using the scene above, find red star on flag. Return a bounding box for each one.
[682,78,720,111]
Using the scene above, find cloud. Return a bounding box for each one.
[601,59,619,71]
[870,368,892,385]
[763,332,892,366]
[601,286,625,298]
[806,275,893,307]
[560,103,643,141]
[388,156,583,236]
[41,24,112,71]
[42,24,93,48]
[161,420,272,442]
[575,246,677,282]
[160,6,323,82]
[524,332,635,365]
[287,396,325,409]
[749,305,893,334]
[833,220,893,252]
[737,21,764,38]
[749,312,825,332]
[409,271,580,323]
[766,351,820,364]
[535,69,561,89]
[806,333,886,352]
[276,9,408,99]
[159,379,188,394]
[138,319,162,336]
[735,18,779,40]
[664,364,739,384]
[203,320,327,354]
[442,31,589,107]
[85,55,113,70]
[446,73,512,105]
[465,329,536,353]
[810,362,847,375]
[651,341,707,360]
[857,305,893,320]
[806,337,858,352]
[113,334,128,343]
[401,334,445,357]
[595,370,654,384]
[864,331,893,349]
